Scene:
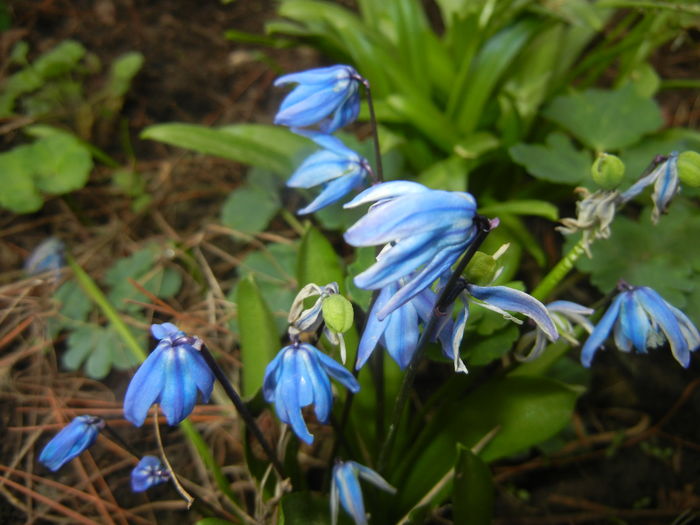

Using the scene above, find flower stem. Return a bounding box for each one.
[531,237,587,302]
[198,344,286,479]
[376,216,493,472]
[362,79,383,183]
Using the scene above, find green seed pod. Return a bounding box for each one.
[464,251,498,286]
[591,153,625,189]
[678,151,700,187]
[322,294,354,333]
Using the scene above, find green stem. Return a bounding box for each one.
[361,78,384,183]
[531,237,587,302]
[280,208,306,237]
[376,216,493,472]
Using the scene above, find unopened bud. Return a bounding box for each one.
[322,294,354,333]
[464,251,498,286]
[678,151,700,187]
[591,153,625,189]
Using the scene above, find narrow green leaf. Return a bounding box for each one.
[453,445,494,525]
[236,275,279,398]
[141,123,310,176]
[297,226,345,292]
[478,199,559,221]
[105,52,144,98]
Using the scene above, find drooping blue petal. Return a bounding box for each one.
[263,349,285,402]
[651,152,679,222]
[298,171,365,215]
[636,287,691,367]
[321,90,360,133]
[334,462,367,525]
[619,292,651,353]
[159,345,198,425]
[449,299,469,373]
[352,461,396,493]
[287,151,355,188]
[151,322,179,340]
[298,348,333,423]
[185,344,215,403]
[467,284,558,341]
[356,285,394,369]
[382,291,420,369]
[39,416,104,472]
[313,346,360,393]
[274,65,356,87]
[277,349,315,444]
[276,88,349,128]
[580,293,625,367]
[131,456,170,492]
[124,348,167,427]
[613,315,634,352]
[667,303,700,351]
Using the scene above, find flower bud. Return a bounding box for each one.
[464,251,498,286]
[591,153,625,189]
[678,151,700,187]
[322,294,354,333]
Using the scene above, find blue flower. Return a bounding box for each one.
[331,460,395,525]
[38,415,104,471]
[274,65,362,133]
[263,342,360,444]
[344,181,479,319]
[24,237,65,279]
[288,133,371,214]
[620,152,679,223]
[124,323,214,427]
[581,285,700,367]
[131,456,170,492]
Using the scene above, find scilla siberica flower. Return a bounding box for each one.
[620,152,679,223]
[581,284,700,367]
[263,342,359,444]
[124,323,214,427]
[331,460,395,525]
[39,415,104,471]
[287,133,371,214]
[274,65,362,133]
[131,456,170,492]
[344,181,478,319]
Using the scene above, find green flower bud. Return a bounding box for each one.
[322,294,354,333]
[591,153,625,189]
[678,151,700,187]
[464,251,498,286]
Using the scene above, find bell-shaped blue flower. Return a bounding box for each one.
[331,460,395,525]
[39,415,104,471]
[581,284,700,367]
[124,323,214,427]
[288,133,371,214]
[131,456,170,492]
[344,181,479,319]
[620,152,679,223]
[274,65,362,133]
[263,342,360,444]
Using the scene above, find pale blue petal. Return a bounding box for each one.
[613,316,633,352]
[275,88,347,128]
[287,151,352,188]
[277,350,314,444]
[343,180,429,209]
[667,303,700,351]
[124,348,167,427]
[580,293,625,367]
[383,296,419,369]
[263,348,286,402]
[131,456,169,492]
[151,322,179,340]
[313,346,360,393]
[449,302,469,373]
[468,285,558,341]
[298,172,365,214]
[321,89,360,133]
[305,131,359,158]
[298,348,332,423]
[335,463,367,525]
[352,462,396,493]
[619,168,658,203]
[184,344,215,402]
[637,287,691,367]
[274,65,355,86]
[620,292,651,353]
[548,301,594,316]
[356,285,394,370]
[652,152,679,220]
[39,416,102,471]
[160,346,197,425]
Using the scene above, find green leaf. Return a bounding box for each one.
[195,519,237,525]
[55,280,92,323]
[280,491,331,525]
[63,324,140,379]
[32,134,93,194]
[397,376,578,510]
[297,226,345,292]
[466,325,520,366]
[220,185,280,234]
[479,199,559,221]
[236,275,279,398]
[105,52,144,97]
[453,446,494,525]
[543,84,663,151]
[63,325,101,372]
[509,132,592,185]
[0,146,43,213]
[141,123,311,176]
[32,40,86,79]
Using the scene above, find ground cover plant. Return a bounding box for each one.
[2,1,700,524]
